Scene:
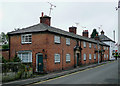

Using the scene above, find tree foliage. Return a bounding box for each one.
[91,29,99,38]
[0,32,9,43]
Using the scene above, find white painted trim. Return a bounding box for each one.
[36,53,43,72]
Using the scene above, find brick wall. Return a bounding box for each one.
[9,32,110,73]
[0,49,9,60]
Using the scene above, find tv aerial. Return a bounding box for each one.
[48,2,56,16]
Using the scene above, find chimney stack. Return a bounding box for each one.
[101,30,104,35]
[69,26,77,34]
[82,30,89,37]
[40,12,51,26]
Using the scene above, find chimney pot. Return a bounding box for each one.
[41,12,44,17]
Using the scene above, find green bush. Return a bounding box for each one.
[13,55,21,62]
[2,44,9,49]
[2,57,7,63]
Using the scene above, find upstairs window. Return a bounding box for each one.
[107,47,108,50]
[54,54,60,63]
[66,54,70,62]
[89,43,92,48]
[21,34,32,44]
[54,36,60,44]
[83,41,86,48]
[84,54,86,61]
[66,38,70,45]
[89,54,92,60]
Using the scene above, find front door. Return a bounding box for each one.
[37,54,43,72]
[77,53,79,66]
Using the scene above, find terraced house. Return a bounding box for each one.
[8,13,110,73]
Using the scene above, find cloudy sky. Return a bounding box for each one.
[0,0,118,42]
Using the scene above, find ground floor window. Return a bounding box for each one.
[83,54,86,61]
[94,54,96,59]
[54,54,60,63]
[89,54,92,60]
[17,51,32,62]
[104,54,106,58]
[66,54,70,62]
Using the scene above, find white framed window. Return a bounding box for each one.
[98,54,100,59]
[18,51,32,62]
[21,34,32,44]
[104,46,106,50]
[83,54,86,61]
[89,43,92,48]
[66,54,70,62]
[54,36,60,43]
[94,54,96,59]
[66,38,70,45]
[107,55,108,58]
[104,54,106,58]
[94,44,96,49]
[98,45,100,49]
[54,54,60,63]
[83,41,86,48]
[89,54,91,60]
[107,47,108,50]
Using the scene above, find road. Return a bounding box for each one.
[31,60,119,85]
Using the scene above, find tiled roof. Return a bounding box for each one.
[8,23,109,46]
[99,34,115,43]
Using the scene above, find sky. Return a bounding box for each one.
[0,0,118,42]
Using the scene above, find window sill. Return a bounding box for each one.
[55,62,60,64]
[66,61,70,63]
[21,42,32,44]
[55,42,61,44]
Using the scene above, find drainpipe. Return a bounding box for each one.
[97,41,99,64]
[9,35,10,60]
[62,49,64,70]
[80,40,82,65]
[74,50,76,68]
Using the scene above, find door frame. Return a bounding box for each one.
[36,53,43,72]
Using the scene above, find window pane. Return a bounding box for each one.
[66,38,70,45]
[66,54,70,62]
[54,36,60,43]
[55,54,60,63]
[22,53,28,62]
[21,34,32,43]
[84,54,86,60]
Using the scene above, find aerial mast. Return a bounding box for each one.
[48,2,56,16]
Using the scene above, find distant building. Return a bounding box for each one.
[118,0,120,53]
[99,30,116,60]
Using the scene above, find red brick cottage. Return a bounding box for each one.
[8,13,110,73]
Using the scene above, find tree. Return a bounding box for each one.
[91,29,99,38]
[0,32,9,44]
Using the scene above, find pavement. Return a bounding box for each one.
[2,60,115,86]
